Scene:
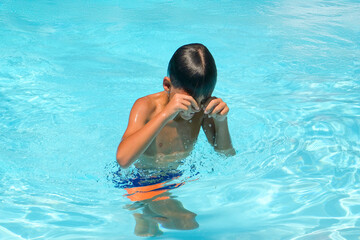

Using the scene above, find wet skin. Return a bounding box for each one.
[135,90,206,169]
[117,78,234,236]
[116,74,234,169]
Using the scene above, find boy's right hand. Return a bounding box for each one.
[163,93,200,120]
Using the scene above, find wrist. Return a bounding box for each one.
[213,117,229,132]
[214,116,228,126]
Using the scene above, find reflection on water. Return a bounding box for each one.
[129,196,198,237]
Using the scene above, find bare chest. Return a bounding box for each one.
[144,118,202,156]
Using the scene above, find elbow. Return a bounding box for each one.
[228,148,236,156]
[116,154,132,169]
[215,147,236,157]
[116,157,131,169]
[116,143,132,168]
[116,149,132,168]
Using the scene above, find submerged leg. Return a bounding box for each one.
[148,198,199,230]
[133,213,163,237]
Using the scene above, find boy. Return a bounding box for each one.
[116,43,235,169]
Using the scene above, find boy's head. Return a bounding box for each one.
[166,43,217,100]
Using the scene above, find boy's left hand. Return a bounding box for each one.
[203,97,229,122]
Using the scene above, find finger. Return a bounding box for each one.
[210,102,227,115]
[210,106,229,120]
[180,98,197,113]
[179,102,190,112]
[183,95,200,111]
[203,97,217,109]
[219,106,229,115]
[205,99,221,114]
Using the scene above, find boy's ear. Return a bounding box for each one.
[163,77,171,92]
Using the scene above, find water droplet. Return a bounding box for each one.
[209,124,212,127]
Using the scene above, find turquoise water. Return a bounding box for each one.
[1,0,360,239]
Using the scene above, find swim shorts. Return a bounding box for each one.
[113,170,184,202]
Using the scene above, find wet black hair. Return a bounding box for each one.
[167,43,217,99]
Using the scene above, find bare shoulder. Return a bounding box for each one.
[121,92,166,141]
[133,95,154,110]
[131,92,165,118]
[130,95,154,120]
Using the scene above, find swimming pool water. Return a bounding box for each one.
[1,0,360,239]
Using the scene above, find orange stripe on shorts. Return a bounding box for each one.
[125,182,168,202]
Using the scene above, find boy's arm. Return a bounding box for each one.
[116,94,200,168]
[116,97,166,168]
[202,98,236,156]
